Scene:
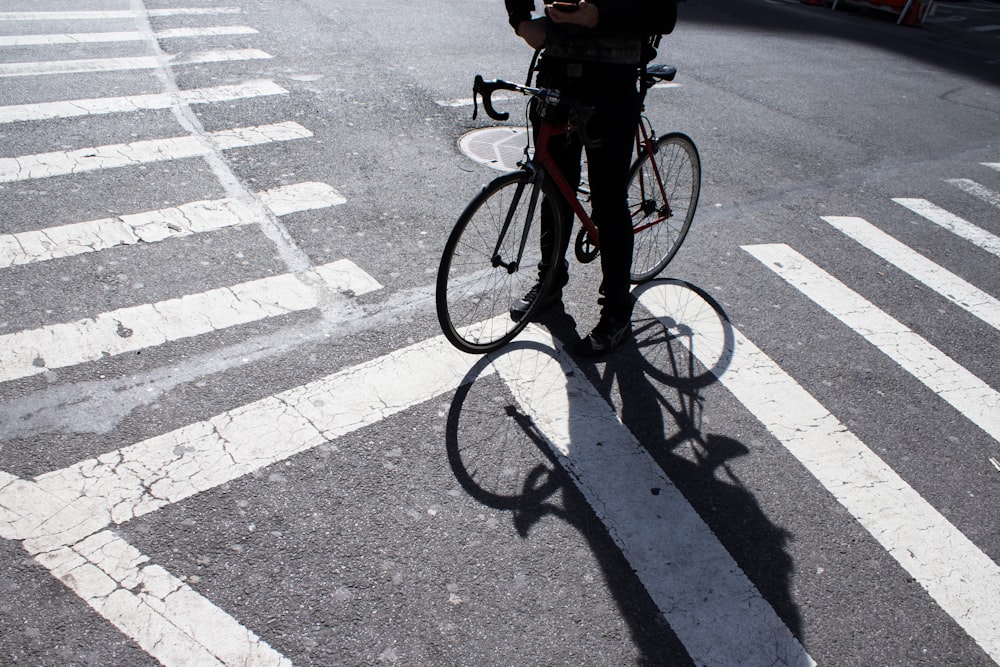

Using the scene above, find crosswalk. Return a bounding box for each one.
[0,4,998,667]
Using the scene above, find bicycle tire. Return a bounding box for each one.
[436,170,565,354]
[627,132,701,283]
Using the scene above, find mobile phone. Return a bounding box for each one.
[549,1,580,11]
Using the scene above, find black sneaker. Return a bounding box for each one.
[510,284,562,322]
[574,315,632,357]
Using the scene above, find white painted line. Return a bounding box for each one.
[893,198,1000,259]
[0,121,311,183]
[2,332,486,551]
[0,259,381,384]
[984,163,1000,172]
[968,23,1000,31]
[0,467,290,665]
[0,330,489,664]
[0,79,288,124]
[0,8,241,21]
[38,532,291,667]
[0,49,271,78]
[947,178,1000,208]
[258,181,346,216]
[0,26,257,47]
[493,326,815,667]
[821,216,1000,330]
[743,244,1000,443]
[637,282,1000,664]
[0,182,344,268]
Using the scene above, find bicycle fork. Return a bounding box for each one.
[633,122,673,232]
[491,172,542,274]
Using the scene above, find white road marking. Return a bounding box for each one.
[947,178,1000,208]
[744,244,1000,443]
[0,121,312,183]
[893,198,1000,258]
[984,162,1000,171]
[0,79,288,124]
[0,8,242,21]
[0,331,488,664]
[0,26,257,47]
[0,182,344,269]
[39,531,291,667]
[0,259,381,384]
[821,216,1000,330]
[0,468,289,666]
[0,333,488,553]
[0,49,271,78]
[494,326,815,667]
[637,282,1000,665]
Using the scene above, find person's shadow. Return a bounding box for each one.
[445,279,807,665]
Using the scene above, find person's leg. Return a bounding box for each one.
[576,73,641,354]
[511,70,582,321]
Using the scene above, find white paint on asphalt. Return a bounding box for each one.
[39,531,292,667]
[638,282,1000,665]
[0,332,488,553]
[0,49,271,78]
[0,121,312,183]
[0,79,288,124]
[0,26,257,47]
[0,182,345,268]
[0,330,493,664]
[0,8,242,21]
[744,244,1000,443]
[947,178,1000,208]
[0,259,380,384]
[493,325,816,667]
[822,216,1000,330]
[0,469,290,666]
[893,198,1000,258]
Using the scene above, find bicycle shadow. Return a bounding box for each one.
[444,279,807,665]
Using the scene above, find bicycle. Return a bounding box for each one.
[436,61,700,354]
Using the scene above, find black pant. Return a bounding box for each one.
[533,57,642,322]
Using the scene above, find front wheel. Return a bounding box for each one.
[436,170,565,354]
[627,132,701,283]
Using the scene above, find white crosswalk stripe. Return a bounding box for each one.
[0,121,311,183]
[638,283,1000,664]
[0,26,258,47]
[0,260,380,385]
[0,8,242,21]
[745,243,1000,444]
[0,49,272,78]
[948,177,1000,208]
[0,182,344,269]
[893,197,1000,257]
[821,215,1000,330]
[0,80,288,124]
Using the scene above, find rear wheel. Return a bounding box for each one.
[436,170,565,354]
[627,132,700,283]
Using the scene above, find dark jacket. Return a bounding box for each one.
[505,0,646,65]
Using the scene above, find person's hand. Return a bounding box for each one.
[547,0,598,28]
[515,18,547,49]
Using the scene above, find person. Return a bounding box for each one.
[505,0,648,357]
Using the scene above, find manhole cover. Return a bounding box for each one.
[458,127,530,172]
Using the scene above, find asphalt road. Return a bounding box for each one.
[1,0,998,665]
